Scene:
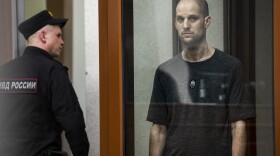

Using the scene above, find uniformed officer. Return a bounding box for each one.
[0,10,89,156]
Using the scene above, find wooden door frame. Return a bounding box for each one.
[274,0,280,155]
[99,0,123,156]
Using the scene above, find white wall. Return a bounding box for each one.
[72,0,86,116]
[84,0,100,155]
[70,0,100,156]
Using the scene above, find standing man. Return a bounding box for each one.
[147,0,255,155]
[0,10,89,156]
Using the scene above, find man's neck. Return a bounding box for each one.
[181,44,215,62]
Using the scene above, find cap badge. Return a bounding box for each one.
[48,11,53,17]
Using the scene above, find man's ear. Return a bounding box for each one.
[204,16,211,29]
[38,31,47,43]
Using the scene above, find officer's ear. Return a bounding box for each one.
[38,30,47,43]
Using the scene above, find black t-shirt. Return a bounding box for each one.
[0,46,89,156]
[147,49,255,156]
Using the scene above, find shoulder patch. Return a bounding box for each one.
[0,78,38,94]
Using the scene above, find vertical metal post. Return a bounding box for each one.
[12,0,25,58]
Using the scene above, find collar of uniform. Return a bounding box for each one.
[24,46,54,59]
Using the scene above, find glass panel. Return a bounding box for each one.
[123,0,275,155]
[133,1,173,155]
[132,1,224,155]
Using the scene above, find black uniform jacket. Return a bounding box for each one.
[0,46,89,156]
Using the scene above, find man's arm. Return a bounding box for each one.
[231,120,247,156]
[51,66,89,156]
[149,123,167,156]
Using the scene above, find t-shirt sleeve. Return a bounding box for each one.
[146,68,168,125]
[228,61,256,122]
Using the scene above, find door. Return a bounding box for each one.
[0,0,14,64]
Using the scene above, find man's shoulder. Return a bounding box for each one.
[0,54,65,75]
[157,55,181,70]
[213,49,242,67]
[26,53,65,70]
[23,47,65,68]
